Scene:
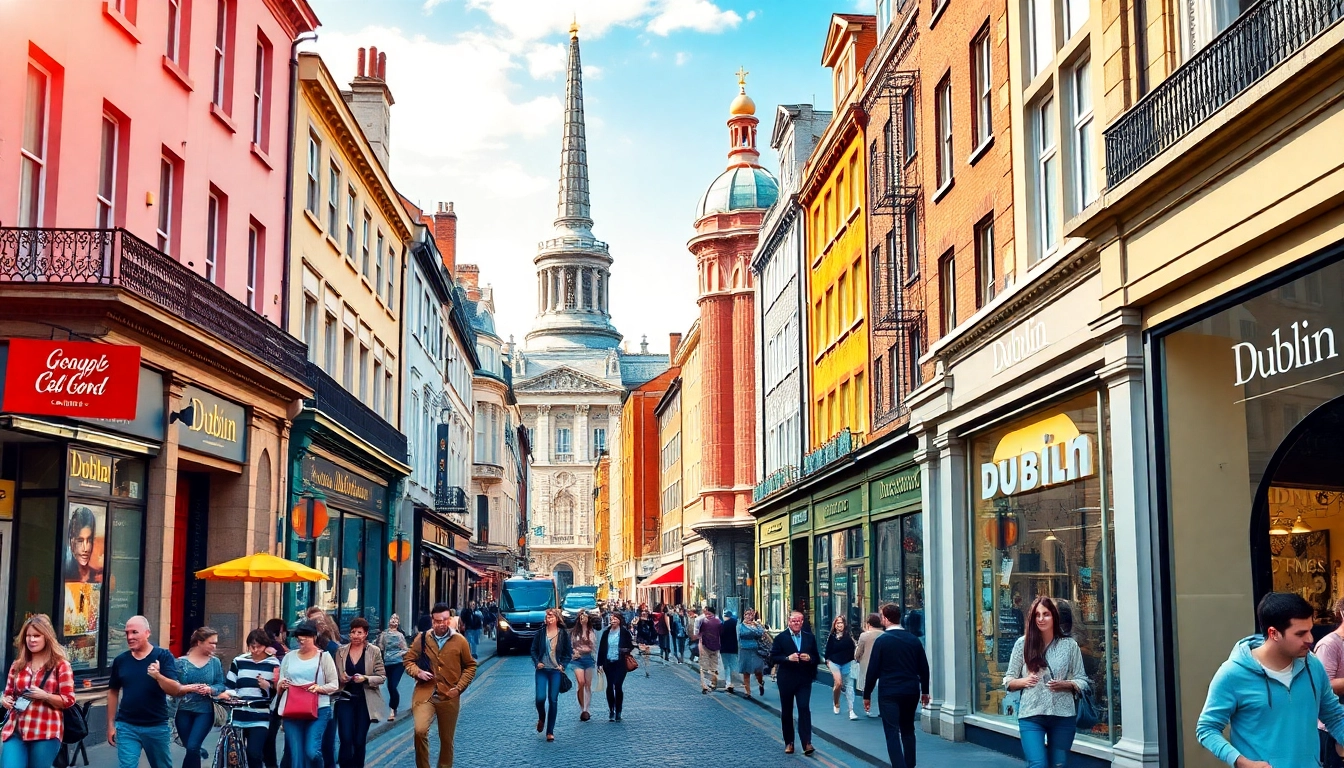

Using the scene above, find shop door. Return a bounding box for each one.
[0,521,11,667]
[790,538,810,628]
[172,474,211,654]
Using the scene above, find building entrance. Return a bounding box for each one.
[790,537,810,627]
[0,520,10,661]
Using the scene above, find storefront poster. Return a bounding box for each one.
[68,448,113,496]
[63,501,106,584]
[1,339,141,420]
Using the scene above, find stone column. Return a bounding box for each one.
[1098,309,1162,767]
[146,374,187,642]
[915,431,942,733]
[699,288,732,506]
[933,432,971,741]
[535,405,551,464]
[576,404,590,464]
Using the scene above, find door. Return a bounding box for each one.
[790,537,810,628]
[0,520,11,668]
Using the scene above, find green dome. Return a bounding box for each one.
[696,166,779,219]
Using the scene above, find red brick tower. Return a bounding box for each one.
[689,71,779,519]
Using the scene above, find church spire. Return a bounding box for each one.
[555,22,593,236]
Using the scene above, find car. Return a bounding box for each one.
[559,586,600,629]
[496,577,558,654]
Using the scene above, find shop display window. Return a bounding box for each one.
[105,507,143,659]
[687,551,706,607]
[874,513,925,639]
[815,527,866,637]
[288,508,386,631]
[760,543,787,630]
[970,392,1121,743]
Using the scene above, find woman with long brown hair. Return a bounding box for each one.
[175,627,227,768]
[530,607,571,741]
[0,614,75,767]
[1003,595,1090,768]
[824,615,858,719]
[569,610,597,721]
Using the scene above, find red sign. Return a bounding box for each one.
[3,339,142,420]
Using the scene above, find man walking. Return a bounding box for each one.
[863,603,930,768]
[698,606,723,694]
[405,603,478,768]
[106,616,181,768]
[720,610,739,694]
[769,610,820,756]
[1199,592,1344,767]
[461,599,484,658]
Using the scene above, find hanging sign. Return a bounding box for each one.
[177,386,247,462]
[2,339,141,420]
[980,413,1096,500]
[301,454,386,518]
[435,423,449,501]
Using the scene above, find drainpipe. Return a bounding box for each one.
[280,32,318,334]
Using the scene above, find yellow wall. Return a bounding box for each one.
[806,138,869,449]
[290,54,412,425]
[594,454,611,597]
[679,328,706,532]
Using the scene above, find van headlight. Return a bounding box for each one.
[498,619,510,631]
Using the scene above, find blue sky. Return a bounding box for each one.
[308,0,863,353]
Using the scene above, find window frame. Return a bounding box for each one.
[205,190,223,284]
[327,161,340,235]
[246,221,261,310]
[345,186,356,256]
[97,114,120,229]
[252,37,270,149]
[934,74,954,189]
[211,0,232,110]
[20,63,52,228]
[1071,58,1097,213]
[974,215,996,308]
[305,131,320,215]
[166,0,185,64]
[971,26,994,149]
[902,91,917,163]
[1035,96,1060,264]
[939,249,957,336]
[156,155,176,254]
[903,202,920,282]
[361,210,372,277]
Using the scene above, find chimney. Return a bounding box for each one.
[669,332,682,361]
[640,335,649,354]
[455,264,481,302]
[346,44,394,171]
[432,202,457,274]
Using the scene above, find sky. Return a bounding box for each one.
[307,0,865,354]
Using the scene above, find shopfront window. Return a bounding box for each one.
[288,509,386,631]
[687,551,706,607]
[815,535,831,633]
[105,506,142,660]
[875,513,925,638]
[760,543,787,630]
[970,392,1120,743]
[829,527,865,634]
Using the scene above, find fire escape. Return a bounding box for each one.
[866,70,926,426]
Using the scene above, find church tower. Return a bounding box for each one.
[526,21,622,351]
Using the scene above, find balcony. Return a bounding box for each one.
[1103,0,1344,186]
[435,484,467,514]
[0,227,308,383]
[305,362,408,463]
[753,465,799,503]
[472,462,504,484]
[802,428,862,476]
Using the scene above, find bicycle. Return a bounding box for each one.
[211,698,272,768]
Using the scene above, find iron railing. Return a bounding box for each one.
[754,464,799,503]
[1104,0,1344,186]
[305,362,409,463]
[435,485,467,513]
[802,428,861,476]
[0,227,309,382]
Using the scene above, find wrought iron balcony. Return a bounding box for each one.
[304,362,409,463]
[0,227,309,382]
[1104,0,1344,186]
[868,150,920,214]
[435,484,467,513]
[753,464,799,503]
[803,428,861,476]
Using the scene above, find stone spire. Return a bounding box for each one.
[555,20,593,239]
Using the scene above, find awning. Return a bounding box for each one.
[639,562,684,588]
[423,542,485,578]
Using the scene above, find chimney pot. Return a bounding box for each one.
[669,333,682,360]
[357,47,366,77]
[368,47,378,74]
[448,202,454,214]
[378,52,387,80]
[432,203,458,274]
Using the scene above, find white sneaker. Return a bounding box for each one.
[833,705,840,714]
[849,711,859,720]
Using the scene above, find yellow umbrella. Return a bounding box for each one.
[195,552,328,583]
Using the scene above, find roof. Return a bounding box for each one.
[696,165,780,219]
[620,355,671,388]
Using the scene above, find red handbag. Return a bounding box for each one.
[281,654,326,721]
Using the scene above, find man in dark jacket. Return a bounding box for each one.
[720,610,739,693]
[769,610,821,756]
[698,606,723,693]
[863,603,931,768]
[461,599,484,658]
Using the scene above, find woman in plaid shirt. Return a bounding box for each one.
[0,614,77,767]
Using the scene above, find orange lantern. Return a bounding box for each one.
[983,514,1020,550]
[290,493,329,541]
[388,538,411,563]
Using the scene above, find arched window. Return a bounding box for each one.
[554,492,575,538]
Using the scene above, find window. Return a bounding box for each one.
[877,0,894,30]
[323,312,337,373]
[358,344,369,402]
[1035,97,1060,262]
[935,75,953,188]
[904,203,920,280]
[556,428,573,456]
[1031,0,1055,75]
[384,369,395,421]
[972,28,993,147]
[252,38,270,148]
[939,250,956,336]
[305,132,320,214]
[372,359,383,413]
[908,328,923,388]
[375,231,384,291]
[302,294,318,361]
[97,115,119,229]
[386,248,397,308]
[975,215,996,307]
[345,187,356,255]
[20,65,51,228]
[361,211,371,277]
[327,162,339,234]
[902,91,917,162]
[1071,60,1097,212]
[246,221,261,310]
[211,0,233,110]
[205,190,222,283]
[166,0,185,63]
[342,329,355,390]
[1065,0,1089,39]
[592,427,606,458]
[156,156,175,252]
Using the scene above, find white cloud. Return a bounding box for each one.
[584,64,605,79]
[646,0,742,35]
[526,42,566,79]
[466,0,657,42]
[675,51,690,65]
[746,10,756,20]
[422,0,451,14]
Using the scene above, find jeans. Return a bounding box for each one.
[1,736,62,768]
[657,634,670,660]
[266,711,288,768]
[1019,714,1077,768]
[673,636,687,660]
[115,720,174,768]
[320,712,336,768]
[534,668,562,736]
[601,661,628,716]
[385,662,405,713]
[335,696,371,768]
[176,709,215,768]
[1324,730,1344,768]
[721,654,739,686]
[240,726,267,768]
[879,694,921,768]
[778,678,813,746]
[464,629,482,659]
[828,660,855,713]
[282,706,332,768]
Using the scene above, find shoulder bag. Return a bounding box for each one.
[281,654,326,721]
[32,665,88,745]
[756,628,774,660]
[1048,650,1098,731]
[558,671,573,693]
[624,648,639,672]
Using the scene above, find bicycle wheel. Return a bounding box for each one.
[212,725,246,768]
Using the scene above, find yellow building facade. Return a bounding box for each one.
[593,453,611,599]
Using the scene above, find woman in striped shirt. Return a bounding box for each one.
[0,614,76,768]
[225,630,281,768]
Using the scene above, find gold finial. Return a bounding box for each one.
[735,66,749,92]
[570,16,579,39]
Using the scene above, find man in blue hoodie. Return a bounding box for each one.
[1198,592,1344,767]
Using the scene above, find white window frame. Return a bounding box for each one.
[20,63,51,228]
[324,311,338,374]
[973,31,993,148]
[345,186,356,255]
[252,40,267,146]
[975,216,995,306]
[1071,59,1097,212]
[375,230,384,291]
[940,250,956,336]
[1031,0,1056,76]
[327,161,340,234]
[1065,0,1089,40]
[306,131,320,214]
[1035,96,1060,263]
[246,223,259,309]
[157,156,174,253]
[935,76,953,188]
[302,293,319,361]
[97,114,119,229]
[212,0,230,108]
[205,191,221,283]
[361,210,371,276]
[166,0,184,63]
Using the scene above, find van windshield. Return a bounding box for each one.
[502,583,555,612]
[563,591,597,609]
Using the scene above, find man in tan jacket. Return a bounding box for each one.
[404,603,477,768]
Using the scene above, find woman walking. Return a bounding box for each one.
[736,609,767,699]
[671,606,687,664]
[597,612,635,722]
[377,614,408,722]
[1003,596,1090,768]
[654,604,671,662]
[226,629,282,768]
[530,608,571,741]
[262,619,289,768]
[334,618,387,768]
[277,621,339,768]
[824,616,858,720]
[853,613,883,718]
[177,627,228,768]
[569,610,598,722]
[0,614,75,768]
[633,607,657,672]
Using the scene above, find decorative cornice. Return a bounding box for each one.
[799,103,866,206]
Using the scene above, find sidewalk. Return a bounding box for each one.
[680,653,1018,767]
[79,635,496,767]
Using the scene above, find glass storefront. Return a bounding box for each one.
[759,543,787,629]
[874,513,924,639]
[288,510,386,633]
[815,526,864,636]
[686,550,707,607]
[969,391,1121,743]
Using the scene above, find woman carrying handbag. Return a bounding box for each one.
[334,618,387,768]
[596,613,635,722]
[1003,596,1090,768]
[0,614,76,768]
[277,621,339,768]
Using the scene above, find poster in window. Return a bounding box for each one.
[63,502,106,584]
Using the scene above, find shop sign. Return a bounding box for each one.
[761,515,789,543]
[302,454,386,518]
[85,367,165,442]
[790,507,809,530]
[68,448,113,495]
[1232,320,1338,386]
[0,479,12,520]
[980,413,1096,499]
[993,318,1048,374]
[2,339,141,420]
[177,386,246,462]
[816,488,863,526]
[422,518,449,547]
[870,467,921,511]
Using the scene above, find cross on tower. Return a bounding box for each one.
[736,66,749,90]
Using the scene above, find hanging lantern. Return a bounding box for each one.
[983,513,1020,550]
[388,537,411,563]
[289,491,329,541]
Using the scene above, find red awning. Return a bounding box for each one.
[642,562,684,587]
